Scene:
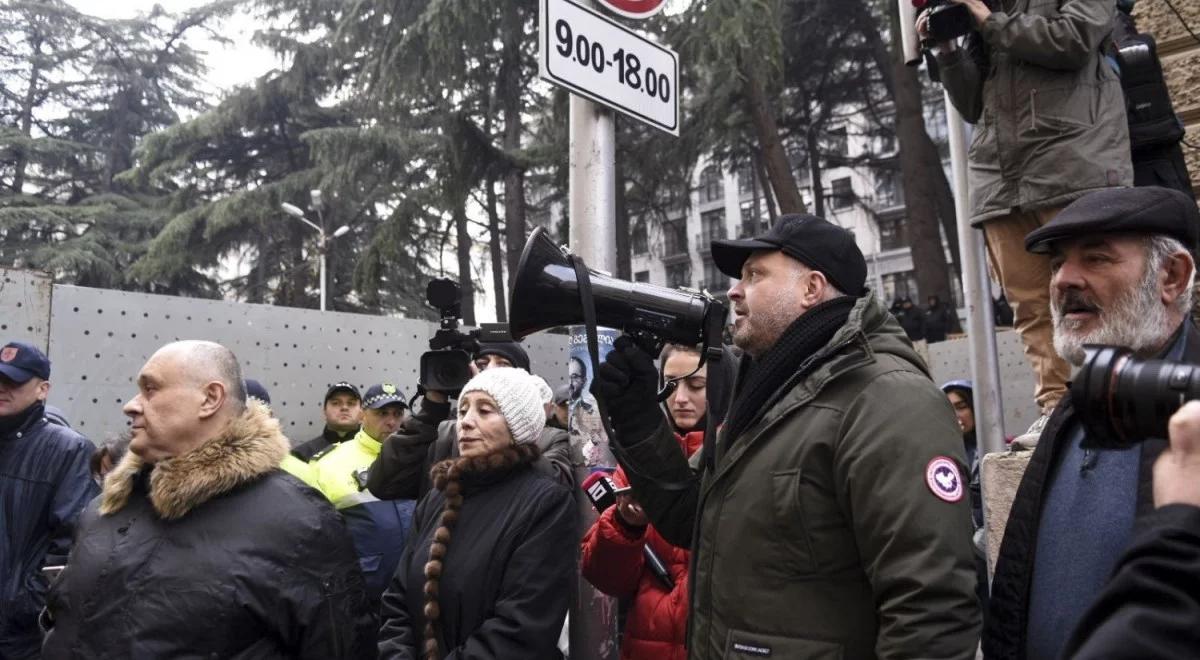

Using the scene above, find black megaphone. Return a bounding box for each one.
[508,227,726,350]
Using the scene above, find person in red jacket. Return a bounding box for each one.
[581,343,708,660]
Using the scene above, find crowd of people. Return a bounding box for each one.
[2,1,1199,659]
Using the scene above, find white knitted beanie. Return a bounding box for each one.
[458,367,546,446]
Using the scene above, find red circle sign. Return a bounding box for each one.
[596,0,667,19]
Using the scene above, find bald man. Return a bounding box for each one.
[42,341,377,659]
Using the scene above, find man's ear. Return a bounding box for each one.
[1161,250,1195,308]
[35,380,49,402]
[198,381,228,420]
[804,270,831,307]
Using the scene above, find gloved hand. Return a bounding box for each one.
[590,336,666,445]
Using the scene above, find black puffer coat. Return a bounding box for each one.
[42,402,377,659]
[0,403,96,660]
[378,444,577,659]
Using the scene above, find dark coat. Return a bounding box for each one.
[897,305,926,341]
[0,406,96,660]
[616,291,980,659]
[367,397,573,499]
[924,302,958,343]
[291,425,357,462]
[42,402,377,659]
[984,321,1200,659]
[1062,504,1200,658]
[378,446,577,660]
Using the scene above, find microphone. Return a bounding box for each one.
[581,471,675,591]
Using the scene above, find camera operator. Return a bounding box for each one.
[918,0,1132,435]
[1060,400,1200,657]
[984,186,1199,659]
[591,214,980,659]
[366,341,573,500]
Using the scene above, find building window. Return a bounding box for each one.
[634,270,650,283]
[882,271,919,306]
[879,215,908,251]
[739,201,766,237]
[874,169,903,209]
[703,261,727,292]
[874,127,897,155]
[663,220,688,256]
[666,263,689,289]
[632,221,648,255]
[699,165,722,203]
[831,177,853,210]
[700,209,726,241]
[827,127,848,158]
[737,165,755,195]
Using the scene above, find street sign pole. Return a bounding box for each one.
[566,4,620,659]
[540,1,681,654]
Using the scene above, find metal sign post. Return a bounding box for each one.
[945,92,1006,454]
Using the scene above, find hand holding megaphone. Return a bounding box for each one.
[590,336,667,446]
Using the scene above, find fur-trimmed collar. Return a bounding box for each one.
[100,401,288,520]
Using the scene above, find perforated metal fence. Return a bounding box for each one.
[0,267,1036,442]
[0,269,51,352]
[927,329,1041,437]
[0,271,567,443]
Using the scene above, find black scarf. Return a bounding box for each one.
[722,296,856,450]
[0,401,44,438]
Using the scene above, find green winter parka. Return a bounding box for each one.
[618,291,981,659]
[938,0,1132,224]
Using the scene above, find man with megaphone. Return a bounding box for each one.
[590,214,982,659]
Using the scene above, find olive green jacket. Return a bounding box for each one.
[938,0,1131,224]
[619,292,980,659]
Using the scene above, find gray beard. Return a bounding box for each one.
[1052,269,1173,366]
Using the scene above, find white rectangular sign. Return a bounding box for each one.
[539,0,680,136]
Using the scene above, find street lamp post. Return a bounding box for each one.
[281,192,350,311]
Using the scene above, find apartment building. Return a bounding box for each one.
[627,102,958,308]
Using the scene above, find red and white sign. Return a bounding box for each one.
[596,0,667,19]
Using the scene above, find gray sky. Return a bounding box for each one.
[78,0,279,97]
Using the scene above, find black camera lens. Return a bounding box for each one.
[1073,345,1200,448]
[420,349,474,396]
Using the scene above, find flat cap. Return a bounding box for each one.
[1025,186,1200,254]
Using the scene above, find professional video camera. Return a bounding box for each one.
[913,0,974,45]
[1073,344,1200,449]
[419,278,511,395]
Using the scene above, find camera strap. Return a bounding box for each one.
[569,254,696,493]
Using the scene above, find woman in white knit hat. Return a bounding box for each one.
[378,367,578,660]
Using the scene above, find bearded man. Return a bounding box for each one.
[984,186,1200,660]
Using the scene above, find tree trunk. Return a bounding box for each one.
[13,27,44,194]
[752,147,778,226]
[484,175,508,322]
[888,6,952,303]
[741,68,805,214]
[500,2,527,294]
[859,1,962,280]
[454,199,477,326]
[806,127,825,217]
[614,117,631,279]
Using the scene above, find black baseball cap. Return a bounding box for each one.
[324,382,361,403]
[1025,186,1200,255]
[362,383,407,410]
[711,213,867,296]
[0,341,50,383]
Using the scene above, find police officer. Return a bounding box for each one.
[290,384,415,604]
